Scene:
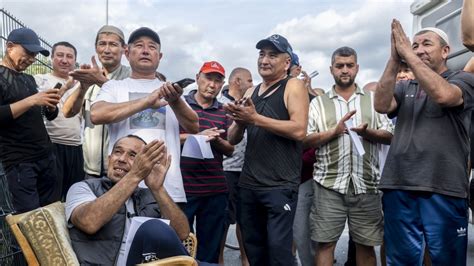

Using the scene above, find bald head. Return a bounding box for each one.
[228,67,253,99]
[229,68,251,83]
[363,81,378,92]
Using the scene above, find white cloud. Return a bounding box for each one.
[271,0,412,89]
[1,0,413,87]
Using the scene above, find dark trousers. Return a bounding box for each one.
[52,143,85,200]
[126,219,189,265]
[224,171,240,225]
[184,194,228,263]
[237,187,298,266]
[5,154,60,213]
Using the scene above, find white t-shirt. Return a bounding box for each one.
[35,73,83,146]
[93,78,186,202]
[65,181,135,266]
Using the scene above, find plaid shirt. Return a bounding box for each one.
[307,85,394,194]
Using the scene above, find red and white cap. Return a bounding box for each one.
[199,61,225,77]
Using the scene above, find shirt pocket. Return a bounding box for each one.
[423,99,445,118]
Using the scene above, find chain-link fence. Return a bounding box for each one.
[0,8,52,75]
[0,163,26,266]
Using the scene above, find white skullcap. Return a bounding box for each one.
[415,27,449,46]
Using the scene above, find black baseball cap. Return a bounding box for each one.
[256,34,293,56]
[128,27,161,45]
[7,28,50,56]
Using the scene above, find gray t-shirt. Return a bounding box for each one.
[380,70,474,198]
[65,181,135,266]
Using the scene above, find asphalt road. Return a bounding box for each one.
[223,217,474,266]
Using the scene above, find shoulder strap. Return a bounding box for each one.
[259,77,289,98]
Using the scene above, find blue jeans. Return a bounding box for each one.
[185,193,228,263]
[383,190,468,266]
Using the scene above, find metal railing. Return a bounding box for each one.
[0,8,52,75]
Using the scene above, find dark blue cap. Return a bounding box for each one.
[256,34,293,56]
[7,28,50,56]
[291,52,300,66]
[128,27,161,45]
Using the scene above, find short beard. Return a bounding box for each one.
[334,77,354,88]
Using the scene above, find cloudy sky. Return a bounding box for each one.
[2,0,414,89]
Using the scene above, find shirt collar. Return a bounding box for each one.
[221,88,235,101]
[328,84,364,99]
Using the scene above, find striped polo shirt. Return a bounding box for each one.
[181,90,232,196]
[307,85,394,194]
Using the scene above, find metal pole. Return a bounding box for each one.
[106,0,109,25]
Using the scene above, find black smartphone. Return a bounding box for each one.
[53,82,62,89]
[174,78,195,89]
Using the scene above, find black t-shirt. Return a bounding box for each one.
[380,70,474,198]
[0,66,55,170]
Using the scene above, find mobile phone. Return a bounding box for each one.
[308,70,319,79]
[298,70,319,80]
[53,82,62,89]
[174,78,195,89]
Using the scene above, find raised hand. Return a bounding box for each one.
[144,142,170,192]
[69,56,107,87]
[145,147,172,192]
[390,21,401,63]
[392,19,412,60]
[159,82,184,103]
[128,140,166,181]
[333,110,356,136]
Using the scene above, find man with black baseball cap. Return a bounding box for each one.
[226,34,309,265]
[90,26,198,204]
[0,27,61,213]
[6,27,50,57]
[128,27,161,45]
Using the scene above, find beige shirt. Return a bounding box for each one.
[35,73,83,146]
[82,65,131,176]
